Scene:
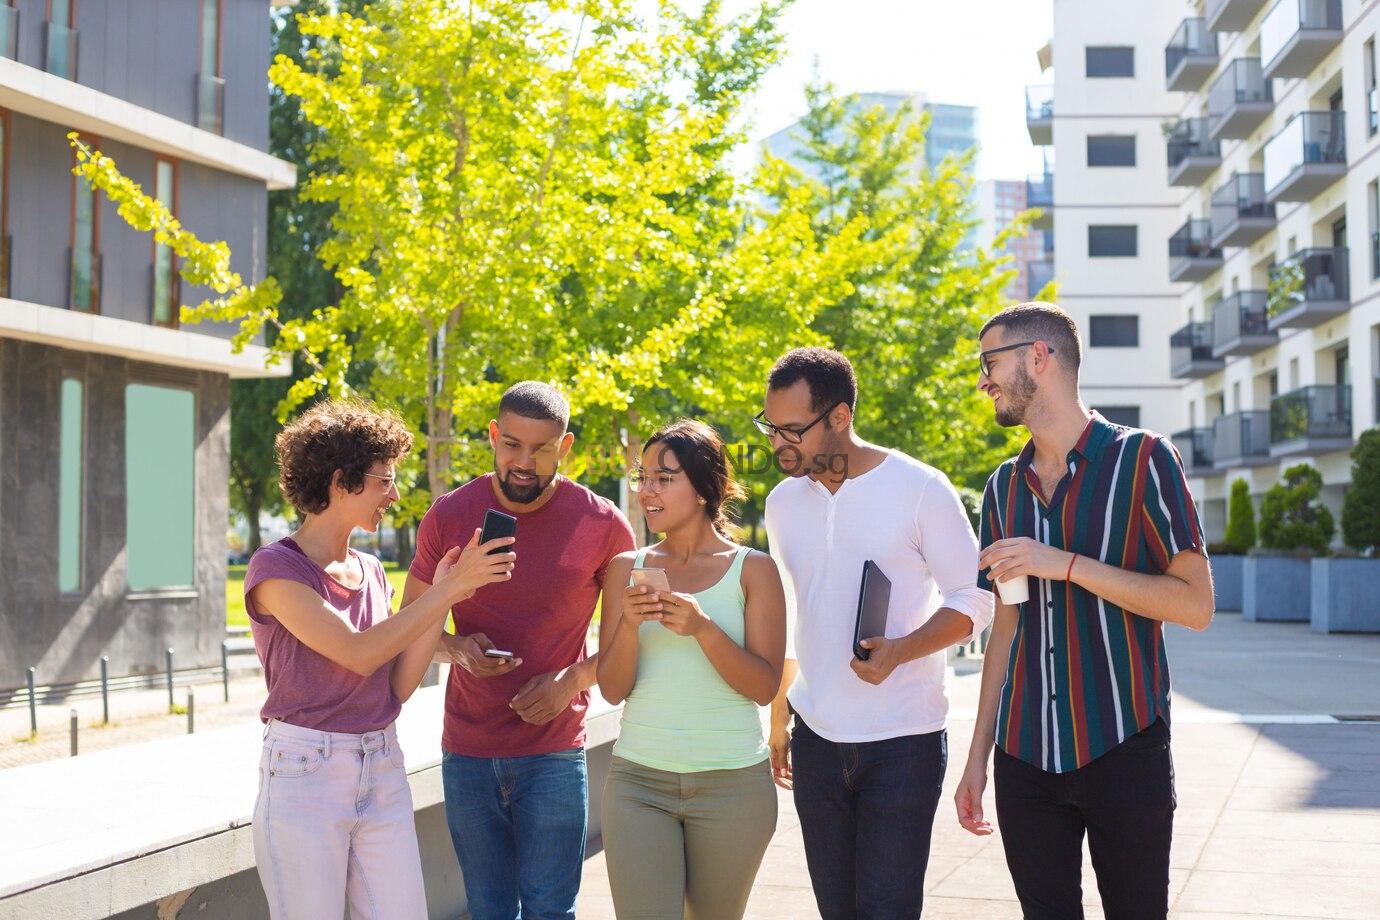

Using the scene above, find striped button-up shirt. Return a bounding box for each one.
[977,414,1204,773]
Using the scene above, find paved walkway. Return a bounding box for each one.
[578,613,1380,919]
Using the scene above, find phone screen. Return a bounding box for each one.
[480,509,518,555]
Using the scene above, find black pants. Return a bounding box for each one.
[994,718,1175,920]
[790,717,946,920]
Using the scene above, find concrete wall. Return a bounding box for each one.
[10,0,269,151]
[5,113,265,342]
[0,339,229,692]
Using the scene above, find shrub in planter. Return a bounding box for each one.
[1246,465,1331,623]
[1224,477,1256,553]
[1259,463,1333,553]
[1315,430,1380,633]
[1208,478,1255,611]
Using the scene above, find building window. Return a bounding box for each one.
[0,108,8,298]
[59,377,83,593]
[44,0,76,80]
[197,0,225,133]
[1367,39,1378,138]
[1086,46,1134,78]
[1088,224,1137,257]
[1094,405,1141,427]
[1089,315,1140,347]
[1370,179,1379,280]
[1087,135,1136,167]
[152,158,178,326]
[126,384,196,590]
[70,142,99,313]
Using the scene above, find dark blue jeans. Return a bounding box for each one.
[441,747,588,920]
[790,718,947,920]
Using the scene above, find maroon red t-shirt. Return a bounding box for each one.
[410,474,634,758]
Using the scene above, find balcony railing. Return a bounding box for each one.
[1167,118,1221,186]
[1166,18,1219,91]
[44,19,76,81]
[1213,410,1273,468]
[1261,0,1343,80]
[1266,247,1349,329]
[1026,85,1053,145]
[1169,219,1224,282]
[1263,110,1345,202]
[1027,259,1054,299]
[1171,427,1216,474]
[1210,172,1276,248]
[1211,291,1277,357]
[196,72,226,135]
[0,5,18,60]
[1207,0,1268,33]
[1270,384,1352,455]
[68,248,101,314]
[1171,322,1224,378]
[1207,59,1273,140]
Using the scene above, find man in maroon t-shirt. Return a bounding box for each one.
[404,381,634,920]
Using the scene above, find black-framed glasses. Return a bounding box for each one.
[752,405,837,444]
[978,341,1053,376]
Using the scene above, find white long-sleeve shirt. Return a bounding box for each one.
[765,449,994,743]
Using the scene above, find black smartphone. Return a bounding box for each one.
[479,508,518,555]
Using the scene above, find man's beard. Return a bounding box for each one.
[994,363,1037,428]
[497,466,553,504]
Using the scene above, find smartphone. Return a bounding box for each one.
[483,648,516,661]
[479,508,518,555]
[630,567,672,594]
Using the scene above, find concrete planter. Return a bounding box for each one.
[1242,555,1311,622]
[1311,557,1380,633]
[1210,554,1245,611]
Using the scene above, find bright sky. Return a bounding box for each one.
[725,0,1054,181]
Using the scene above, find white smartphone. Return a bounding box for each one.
[630,567,672,593]
[483,648,516,661]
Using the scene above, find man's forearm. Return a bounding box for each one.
[1069,554,1209,629]
[567,653,599,692]
[966,604,1016,764]
[897,608,978,664]
[770,658,798,729]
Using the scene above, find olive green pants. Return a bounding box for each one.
[601,756,778,920]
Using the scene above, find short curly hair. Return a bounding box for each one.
[275,399,413,515]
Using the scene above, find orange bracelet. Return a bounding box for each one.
[1065,553,1078,582]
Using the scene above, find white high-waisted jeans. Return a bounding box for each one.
[253,719,427,919]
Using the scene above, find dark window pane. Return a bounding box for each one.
[1086,46,1135,78]
[1088,224,1138,257]
[1094,405,1141,427]
[1089,315,1140,347]
[1087,135,1136,167]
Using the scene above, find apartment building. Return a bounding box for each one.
[1158,0,1373,539]
[0,0,293,694]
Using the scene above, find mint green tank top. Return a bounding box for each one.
[612,545,768,773]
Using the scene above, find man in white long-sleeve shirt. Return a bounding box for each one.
[760,348,994,920]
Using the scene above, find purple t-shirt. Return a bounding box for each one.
[245,538,401,734]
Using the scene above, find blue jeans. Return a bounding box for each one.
[790,718,947,920]
[441,747,588,920]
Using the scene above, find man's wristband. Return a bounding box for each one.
[1065,552,1078,582]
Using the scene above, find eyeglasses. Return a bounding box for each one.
[363,472,396,490]
[752,405,838,444]
[628,467,680,494]
[978,341,1054,377]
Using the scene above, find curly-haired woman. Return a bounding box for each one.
[596,419,787,919]
[245,399,516,919]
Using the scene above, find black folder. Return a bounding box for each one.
[852,560,892,661]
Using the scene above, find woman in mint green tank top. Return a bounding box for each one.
[597,419,787,920]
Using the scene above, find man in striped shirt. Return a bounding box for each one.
[955,302,1214,920]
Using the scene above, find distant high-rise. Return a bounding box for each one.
[975,178,1050,302]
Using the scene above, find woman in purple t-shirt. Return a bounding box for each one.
[244,399,516,919]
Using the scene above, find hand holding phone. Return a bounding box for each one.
[625,567,671,622]
[480,509,518,555]
[483,648,517,662]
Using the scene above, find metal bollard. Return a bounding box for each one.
[166,648,175,711]
[70,709,78,756]
[100,656,110,725]
[27,667,37,736]
[221,640,230,703]
[187,688,195,735]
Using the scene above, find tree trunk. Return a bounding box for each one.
[394,522,414,569]
[246,496,263,554]
[623,409,647,548]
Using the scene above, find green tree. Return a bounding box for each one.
[1223,476,1256,553]
[758,83,1028,488]
[1260,463,1334,553]
[1341,428,1380,552]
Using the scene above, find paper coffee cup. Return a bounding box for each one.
[995,576,1029,606]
